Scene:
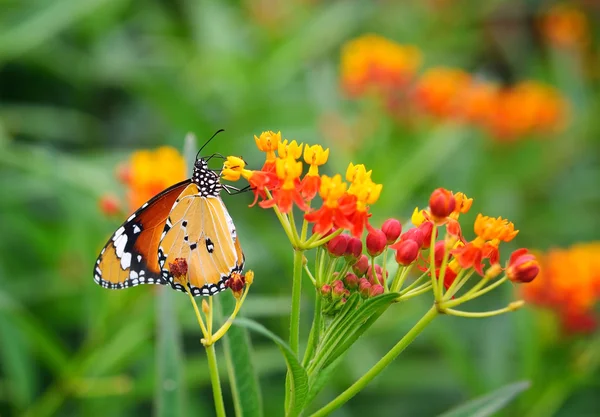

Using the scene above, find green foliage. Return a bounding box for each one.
[437,381,530,417]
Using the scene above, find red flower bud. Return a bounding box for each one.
[394,240,420,265]
[366,228,387,256]
[326,234,349,257]
[225,272,246,298]
[369,284,384,297]
[345,237,363,262]
[398,228,425,248]
[381,218,402,244]
[507,249,540,283]
[418,221,436,248]
[434,241,446,267]
[429,188,456,219]
[344,273,359,289]
[314,225,334,240]
[366,264,385,283]
[358,278,372,298]
[352,254,369,276]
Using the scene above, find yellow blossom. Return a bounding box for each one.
[319,174,348,207]
[304,145,329,176]
[275,154,303,190]
[254,131,282,162]
[278,139,303,160]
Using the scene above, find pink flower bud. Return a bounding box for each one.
[369,284,384,297]
[366,228,387,256]
[331,279,346,300]
[394,240,420,265]
[429,188,456,219]
[358,278,372,298]
[326,234,349,257]
[344,273,359,289]
[344,237,363,262]
[320,284,332,298]
[352,254,369,276]
[381,218,402,244]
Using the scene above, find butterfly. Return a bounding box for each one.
[93,131,244,296]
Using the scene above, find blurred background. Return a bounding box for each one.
[1,0,599,416]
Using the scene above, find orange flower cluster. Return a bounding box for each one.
[340,34,422,98]
[340,35,569,141]
[539,4,589,49]
[100,146,187,215]
[222,131,382,237]
[522,243,600,334]
[413,70,568,140]
[411,189,528,287]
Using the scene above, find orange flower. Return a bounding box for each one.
[473,214,519,243]
[346,163,382,236]
[222,156,271,206]
[522,242,600,334]
[304,174,355,236]
[540,4,589,49]
[260,154,306,213]
[341,34,421,97]
[124,147,186,212]
[301,144,329,200]
[413,67,472,118]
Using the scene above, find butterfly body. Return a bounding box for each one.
[94,155,244,296]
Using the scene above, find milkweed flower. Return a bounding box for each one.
[521,243,600,334]
[540,4,589,49]
[301,145,329,200]
[341,34,422,97]
[121,146,187,212]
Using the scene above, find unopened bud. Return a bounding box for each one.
[369,284,384,297]
[418,221,435,248]
[332,280,346,300]
[358,278,372,298]
[326,234,349,257]
[394,240,420,266]
[398,228,425,248]
[320,284,332,299]
[245,270,255,285]
[352,254,369,276]
[366,228,387,257]
[507,249,540,283]
[429,188,456,219]
[381,218,402,244]
[344,237,363,262]
[484,263,503,280]
[344,273,359,289]
[202,299,210,314]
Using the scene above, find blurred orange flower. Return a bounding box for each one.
[522,242,600,334]
[120,147,187,212]
[341,34,422,97]
[540,4,589,49]
[412,67,471,118]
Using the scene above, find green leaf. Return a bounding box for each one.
[308,293,397,375]
[234,318,308,417]
[437,381,530,417]
[154,287,186,417]
[219,292,263,417]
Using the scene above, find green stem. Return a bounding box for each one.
[302,291,323,367]
[206,344,227,417]
[309,306,439,417]
[290,249,304,354]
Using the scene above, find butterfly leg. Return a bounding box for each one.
[223,184,251,195]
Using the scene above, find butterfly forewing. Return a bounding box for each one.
[158,184,243,296]
[94,180,191,289]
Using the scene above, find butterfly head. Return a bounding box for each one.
[192,157,221,197]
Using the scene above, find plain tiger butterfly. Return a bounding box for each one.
[93,130,244,296]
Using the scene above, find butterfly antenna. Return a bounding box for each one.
[196,129,225,160]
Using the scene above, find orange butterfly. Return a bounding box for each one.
[94,132,244,296]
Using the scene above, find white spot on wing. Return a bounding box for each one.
[120,252,132,269]
[114,234,128,257]
[133,224,141,234]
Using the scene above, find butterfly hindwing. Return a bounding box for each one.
[94,180,191,289]
[158,184,244,296]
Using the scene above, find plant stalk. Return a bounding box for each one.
[309,306,439,417]
[206,344,227,417]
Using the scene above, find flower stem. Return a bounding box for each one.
[309,306,439,417]
[290,248,304,354]
[206,343,227,417]
[302,290,322,367]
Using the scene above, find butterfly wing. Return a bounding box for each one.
[157,183,244,296]
[94,180,191,289]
